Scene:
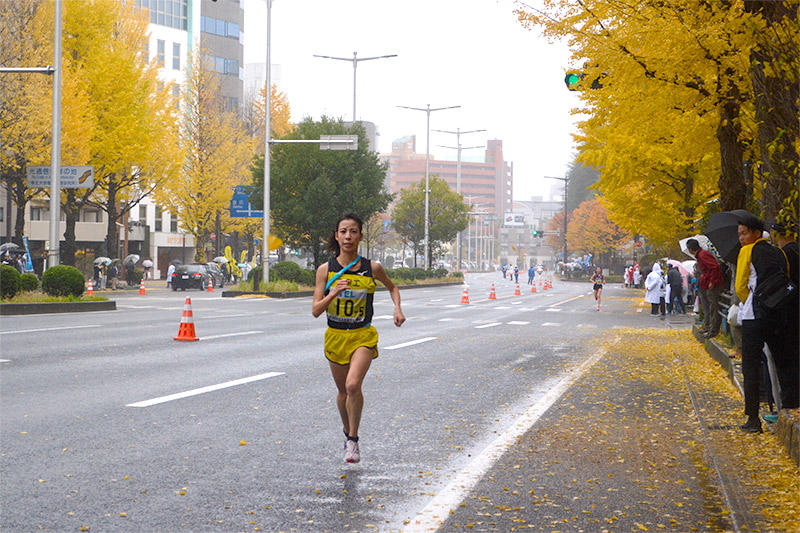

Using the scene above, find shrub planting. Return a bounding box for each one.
[0,265,21,299]
[19,273,39,292]
[42,265,85,297]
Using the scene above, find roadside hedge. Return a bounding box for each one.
[0,265,21,299]
[19,273,39,292]
[42,265,85,297]
[249,262,316,286]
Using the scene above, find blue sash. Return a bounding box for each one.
[325,256,362,292]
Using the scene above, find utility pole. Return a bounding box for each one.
[313,51,397,122]
[434,127,485,271]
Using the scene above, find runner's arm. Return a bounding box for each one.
[312,263,348,317]
[372,261,405,327]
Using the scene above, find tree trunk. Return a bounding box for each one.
[716,97,748,211]
[61,190,79,266]
[744,1,799,221]
[12,174,28,246]
[105,176,118,257]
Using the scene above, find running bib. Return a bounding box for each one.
[325,258,375,329]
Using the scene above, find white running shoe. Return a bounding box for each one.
[344,439,360,463]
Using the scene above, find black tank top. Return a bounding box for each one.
[324,257,375,329]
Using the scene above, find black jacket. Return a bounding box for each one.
[752,240,790,319]
[666,268,682,288]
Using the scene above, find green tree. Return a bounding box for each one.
[566,157,599,213]
[391,175,469,267]
[249,117,391,268]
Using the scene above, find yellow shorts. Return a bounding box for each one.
[324,325,379,366]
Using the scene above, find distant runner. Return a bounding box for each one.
[590,266,605,311]
[312,213,406,463]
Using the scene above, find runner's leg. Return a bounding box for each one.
[345,346,374,438]
[329,361,350,436]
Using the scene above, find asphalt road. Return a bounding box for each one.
[1,273,695,531]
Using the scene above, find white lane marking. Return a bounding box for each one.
[545,308,562,312]
[373,315,394,320]
[444,304,461,308]
[384,337,437,350]
[507,321,530,325]
[127,372,284,407]
[511,300,522,305]
[438,318,457,322]
[201,330,263,340]
[118,305,157,309]
[0,324,100,335]
[549,294,585,307]
[475,322,502,329]
[404,349,606,532]
[0,359,10,363]
[203,313,252,320]
[541,322,561,326]
[430,299,443,302]
[491,306,511,310]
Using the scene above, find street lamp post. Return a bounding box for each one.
[434,127,485,271]
[544,175,569,267]
[262,0,273,285]
[313,51,397,122]
[397,104,460,268]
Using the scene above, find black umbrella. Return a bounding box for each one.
[705,209,755,263]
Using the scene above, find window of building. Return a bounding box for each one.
[224,96,239,112]
[172,42,180,70]
[81,209,101,223]
[156,39,165,66]
[172,84,181,110]
[135,0,187,30]
[201,16,240,39]
[170,214,178,233]
[154,205,162,231]
[0,206,3,223]
[31,206,46,221]
[139,205,147,222]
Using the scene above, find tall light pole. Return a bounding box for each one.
[434,127,485,271]
[262,0,273,284]
[544,175,569,266]
[397,104,460,268]
[313,51,397,122]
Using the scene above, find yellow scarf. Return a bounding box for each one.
[735,239,764,303]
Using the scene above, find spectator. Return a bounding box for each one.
[735,214,790,432]
[108,264,119,290]
[166,262,176,288]
[633,264,641,288]
[666,264,685,314]
[644,262,666,316]
[769,222,799,410]
[513,265,519,283]
[528,265,535,285]
[687,238,723,339]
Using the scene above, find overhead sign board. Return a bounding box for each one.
[319,135,358,151]
[230,185,264,218]
[26,166,94,188]
[503,213,525,227]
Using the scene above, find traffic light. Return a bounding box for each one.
[564,72,583,91]
[532,229,539,237]
[564,71,604,91]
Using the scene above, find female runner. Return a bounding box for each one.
[590,266,605,311]
[312,214,405,463]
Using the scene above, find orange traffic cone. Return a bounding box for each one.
[174,297,199,341]
[460,286,471,304]
[531,283,537,293]
[488,283,497,300]
[207,278,214,292]
[138,279,146,295]
[86,279,94,296]
[514,283,521,296]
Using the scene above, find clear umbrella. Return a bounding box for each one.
[94,256,112,265]
[213,256,228,264]
[142,259,154,268]
[678,235,711,258]
[123,254,140,265]
[0,243,23,254]
[170,259,183,265]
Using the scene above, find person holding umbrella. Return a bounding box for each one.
[735,214,790,433]
[686,239,723,338]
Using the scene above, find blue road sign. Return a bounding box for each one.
[230,185,264,218]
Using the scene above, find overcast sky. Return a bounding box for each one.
[242,0,581,202]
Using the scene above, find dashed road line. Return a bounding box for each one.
[0,324,100,335]
[541,322,561,326]
[384,337,437,350]
[201,330,263,340]
[475,322,502,329]
[127,371,284,407]
[507,321,530,325]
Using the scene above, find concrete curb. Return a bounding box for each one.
[693,325,799,466]
[220,280,464,298]
[0,300,116,315]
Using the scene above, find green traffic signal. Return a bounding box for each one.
[532,229,539,237]
[564,72,583,91]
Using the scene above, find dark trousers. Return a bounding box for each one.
[667,285,684,313]
[700,285,722,335]
[742,318,785,417]
[650,298,665,315]
[776,307,799,409]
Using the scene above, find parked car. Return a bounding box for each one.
[204,262,226,288]
[171,264,211,291]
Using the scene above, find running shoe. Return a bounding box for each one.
[344,439,360,463]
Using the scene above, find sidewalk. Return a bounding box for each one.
[438,319,799,530]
